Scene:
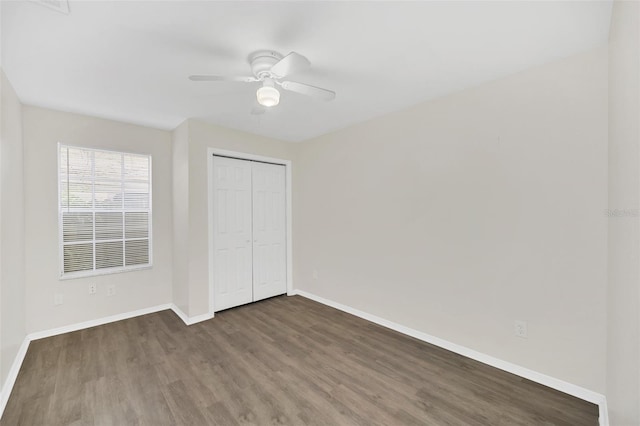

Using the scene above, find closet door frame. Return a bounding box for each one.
[207,148,293,317]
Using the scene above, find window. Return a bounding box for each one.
[58,144,152,278]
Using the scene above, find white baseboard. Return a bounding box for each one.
[170,304,214,326]
[290,289,609,426]
[599,398,609,426]
[0,337,30,417]
[1,293,609,425]
[25,303,213,341]
[28,303,173,341]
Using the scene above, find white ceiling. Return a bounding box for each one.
[2,1,612,142]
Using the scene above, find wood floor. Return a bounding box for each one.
[1,295,598,425]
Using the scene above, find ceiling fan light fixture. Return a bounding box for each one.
[189,51,335,110]
[256,85,280,107]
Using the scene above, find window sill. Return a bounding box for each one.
[59,264,153,281]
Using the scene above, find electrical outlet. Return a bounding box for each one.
[515,320,528,338]
[89,283,97,295]
[312,270,319,280]
[54,293,64,306]
[107,285,116,297]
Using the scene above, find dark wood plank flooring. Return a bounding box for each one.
[1,295,598,425]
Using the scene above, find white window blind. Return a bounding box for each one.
[58,144,152,278]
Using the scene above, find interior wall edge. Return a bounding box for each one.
[170,303,214,326]
[0,68,27,407]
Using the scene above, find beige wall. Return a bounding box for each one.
[171,119,293,317]
[22,106,173,333]
[293,47,608,393]
[607,1,640,424]
[0,70,25,389]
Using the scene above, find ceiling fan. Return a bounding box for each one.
[189,50,336,110]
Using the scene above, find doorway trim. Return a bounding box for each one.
[207,148,293,317]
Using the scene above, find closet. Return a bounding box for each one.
[212,155,287,311]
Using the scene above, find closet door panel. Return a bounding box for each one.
[252,162,287,301]
[212,156,253,311]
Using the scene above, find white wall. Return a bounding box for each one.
[607,1,640,424]
[22,106,173,333]
[171,119,293,317]
[293,47,608,393]
[172,120,189,315]
[0,70,25,391]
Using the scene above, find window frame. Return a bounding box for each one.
[57,143,153,280]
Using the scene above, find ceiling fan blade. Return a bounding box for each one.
[270,52,310,78]
[279,80,336,101]
[189,75,258,83]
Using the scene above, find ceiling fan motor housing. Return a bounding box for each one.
[249,50,283,79]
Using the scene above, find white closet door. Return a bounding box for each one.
[212,156,253,311]
[251,162,287,301]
